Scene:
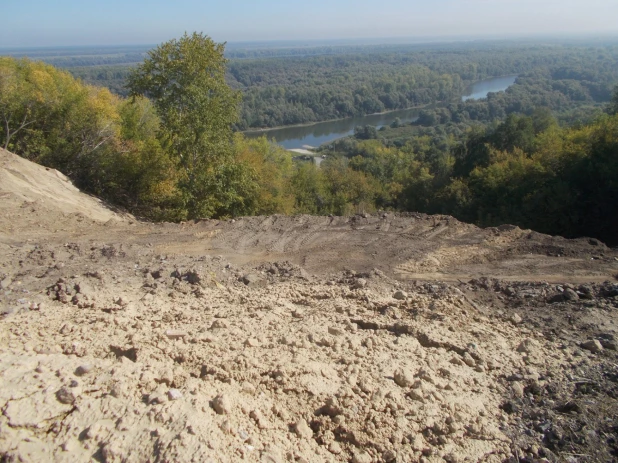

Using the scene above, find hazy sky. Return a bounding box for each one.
[1,0,617,47]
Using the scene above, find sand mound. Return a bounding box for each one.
[0,149,124,223]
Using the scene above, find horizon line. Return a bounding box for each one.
[2,32,618,51]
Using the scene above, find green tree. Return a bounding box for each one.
[609,85,618,115]
[233,135,295,215]
[0,57,121,173]
[290,163,329,214]
[127,32,242,218]
[354,125,378,140]
[0,59,38,151]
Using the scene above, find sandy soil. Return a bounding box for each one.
[1,148,617,463]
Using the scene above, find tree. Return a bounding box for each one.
[0,57,184,220]
[0,57,120,170]
[609,85,618,116]
[390,117,403,129]
[354,125,378,140]
[127,32,242,218]
[233,135,295,215]
[0,59,37,151]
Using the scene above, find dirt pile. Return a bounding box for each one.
[0,152,617,462]
[0,149,125,224]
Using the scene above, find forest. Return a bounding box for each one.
[229,43,618,129]
[10,40,618,129]
[1,36,617,244]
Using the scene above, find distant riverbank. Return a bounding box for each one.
[244,75,518,149]
[242,104,430,135]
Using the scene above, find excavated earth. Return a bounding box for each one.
[1,148,618,463]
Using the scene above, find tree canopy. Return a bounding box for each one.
[127,32,242,218]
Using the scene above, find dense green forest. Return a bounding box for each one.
[1,37,618,245]
[8,41,617,130]
[310,106,618,245]
[229,44,618,129]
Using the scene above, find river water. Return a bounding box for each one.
[244,75,517,149]
[462,75,517,101]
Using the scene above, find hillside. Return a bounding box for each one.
[1,151,617,462]
[0,148,125,224]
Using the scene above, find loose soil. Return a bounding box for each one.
[1,148,617,463]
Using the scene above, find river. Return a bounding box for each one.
[462,75,517,101]
[244,75,518,149]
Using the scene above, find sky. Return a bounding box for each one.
[1,0,617,48]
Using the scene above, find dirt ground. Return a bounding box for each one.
[1,148,617,463]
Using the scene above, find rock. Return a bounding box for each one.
[157,368,174,386]
[167,389,183,401]
[462,353,476,367]
[29,302,41,311]
[261,453,282,463]
[0,276,12,289]
[511,382,525,398]
[148,392,166,405]
[517,339,538,354]
[577,284,594,299]
[383,450,397,462]
[408,389,424,402]
[74,281,93,295]
[150,269,163,279]
[352,451,373,463]
[75,364,93,376]
[110,383,126,398]
[294,419,313,439]
[210,320,228,329]
[56,387,76,404]
[212,394,231,415]
[394,368,415,388]
[563,289,579,301]
[165,329,187,340]
[249,410,268,429]
[321,397,342,417]
[171,268,183,280]
[241,273,266,287]
[183,269,202,284]
[600,283,618,297]
[581,339,603,353]
[444,453,460,463]
[393,290,407,300]
[410,434,425,451]
[353,278,367,289]
[383,307,401,319]
[237,428,250,441]
[510,313,523,324]
[600,339,617,351]
[328,441,343,454]
[244,338,260,347]
[328,326,344,336]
